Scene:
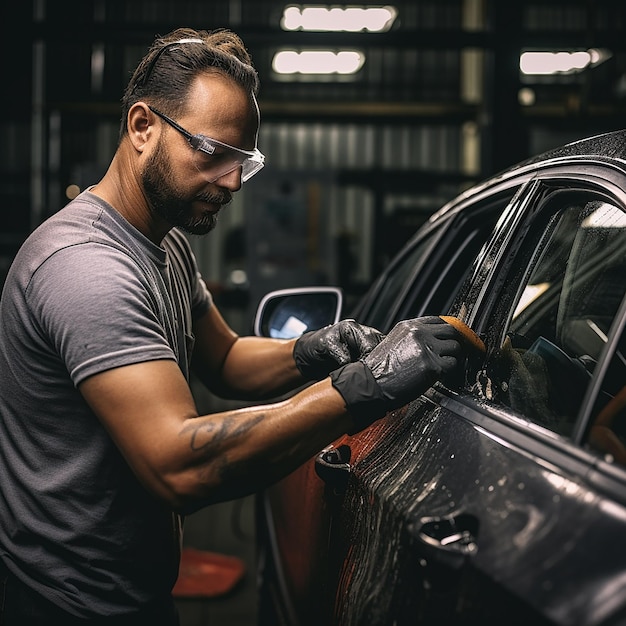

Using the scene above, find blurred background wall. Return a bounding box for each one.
[2,0,626,328]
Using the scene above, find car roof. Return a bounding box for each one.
[523,127,626,165]
[429,128,626,224]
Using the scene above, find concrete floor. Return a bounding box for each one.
[175,494,258,626]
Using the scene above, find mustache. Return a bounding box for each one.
[197,191,232,206]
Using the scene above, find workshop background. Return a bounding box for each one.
[2,1,626,624]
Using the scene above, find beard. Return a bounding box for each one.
[141,138,231,236]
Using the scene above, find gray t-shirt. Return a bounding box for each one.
[0,190,212,617]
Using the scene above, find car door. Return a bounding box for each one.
[330,164,626,625]
[256,182,524,626]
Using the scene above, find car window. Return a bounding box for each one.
[362,224,444,331]
[360,189,518,332]
[474,195,626,439]
[397,191,513,322]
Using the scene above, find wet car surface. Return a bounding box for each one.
[254,129,626,626]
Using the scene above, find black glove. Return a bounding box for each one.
[293,319,384,381]
[329,316,463,430]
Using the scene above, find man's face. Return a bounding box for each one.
[140,73,259,236]
[141,134,231,236]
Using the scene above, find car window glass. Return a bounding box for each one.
[399,212,500,321]
[393,189,518,325]
[476,198,626,438]
[363,225,443,331]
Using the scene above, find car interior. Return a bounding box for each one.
[476,197,626,464]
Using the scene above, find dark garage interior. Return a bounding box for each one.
[2,1,626,624]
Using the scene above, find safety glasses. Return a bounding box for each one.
[149,106,265,183]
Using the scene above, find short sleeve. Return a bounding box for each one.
[27,243,176,386]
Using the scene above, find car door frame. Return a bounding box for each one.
[329,158,626,625]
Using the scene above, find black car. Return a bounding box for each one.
[253,129,626,626]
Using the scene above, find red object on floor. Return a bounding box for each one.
[172,548,246,598]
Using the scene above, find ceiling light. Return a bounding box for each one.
[273,50,365,74]
[281,5,397,32]
[520,49,612,75]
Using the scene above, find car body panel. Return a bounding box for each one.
[255,129,626,626]
[332,397,607,625]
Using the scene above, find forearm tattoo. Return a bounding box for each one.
[180,411,264,456]
[179,412,266,487]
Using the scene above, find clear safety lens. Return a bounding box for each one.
[189,134,265,183]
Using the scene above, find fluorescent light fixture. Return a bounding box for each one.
[281,4,397,32]
[520,49,611,75]
[273,50,365,74]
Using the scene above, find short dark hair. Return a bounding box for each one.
[119,27,259,140]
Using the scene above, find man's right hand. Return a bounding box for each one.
[329,316,464,431]
[293,319,384,381]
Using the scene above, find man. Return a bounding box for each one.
[0,27,463,624]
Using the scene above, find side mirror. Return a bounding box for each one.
[254,287,343,338]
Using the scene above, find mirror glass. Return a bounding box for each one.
[255,289,343,338]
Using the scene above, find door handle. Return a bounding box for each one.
[409,512,479,590]
[414,512,479,563]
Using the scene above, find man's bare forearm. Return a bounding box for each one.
[176,378,350,509]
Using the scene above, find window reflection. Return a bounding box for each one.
[479,199,626,440]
